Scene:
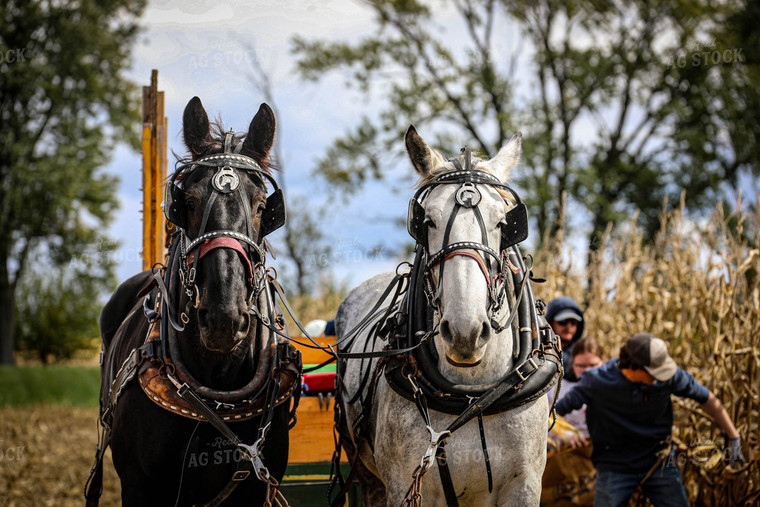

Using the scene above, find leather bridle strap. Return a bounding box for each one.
[166,373,280,506]
[430,248,493,287]
[186,236,254,279]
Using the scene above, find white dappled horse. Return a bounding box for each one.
[333,126,561,506]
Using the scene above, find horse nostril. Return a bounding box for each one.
[479,320,491,344]
[439,320,454,345]
[237,312,250,339]
[197,309,210,336]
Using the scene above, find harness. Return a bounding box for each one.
[330,148,563,507]
[85,132,300,507]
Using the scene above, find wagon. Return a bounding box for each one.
[280,335,362,505]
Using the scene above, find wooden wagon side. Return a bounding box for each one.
[281,335,362,506]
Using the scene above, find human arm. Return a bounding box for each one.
[701,391,744,465]
[555,383,588,416]
[700,392,739,439]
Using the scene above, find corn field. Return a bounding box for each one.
[2,196,757,505]
[534,193,759,506]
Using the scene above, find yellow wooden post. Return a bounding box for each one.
[141,70,168,270]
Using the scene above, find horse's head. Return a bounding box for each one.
[406,126,525,377]
[166,97,282,354]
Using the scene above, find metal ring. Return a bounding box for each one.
[396,261,413,276]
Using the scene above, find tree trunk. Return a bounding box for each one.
[0,259,16,365]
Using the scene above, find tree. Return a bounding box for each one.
[245,40,333,295]
[666,0,760,213]
[291,0,757,262]
[509,0,725,256]
[0,0,146,364]
[15,241,116,363]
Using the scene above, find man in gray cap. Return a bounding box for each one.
[556,332,744,506]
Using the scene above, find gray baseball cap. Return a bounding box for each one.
[553,309,582,322]
[624,332,677,381]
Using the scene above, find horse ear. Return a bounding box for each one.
[480,132,521,182]
[405,125,446,177]
[241,103,276,162]
[182,96,211,158]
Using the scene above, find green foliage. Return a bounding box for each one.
[292,0,519,194]
[0,0,146,363]
[14,242,116,363]
[0,365,100,406]
[292,0,759,260]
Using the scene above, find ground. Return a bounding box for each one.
[0,406,120,506]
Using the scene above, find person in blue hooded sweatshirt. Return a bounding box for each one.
[546,296,585,381]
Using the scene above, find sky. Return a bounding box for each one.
[108,0,417,287]
[106,0,752,291]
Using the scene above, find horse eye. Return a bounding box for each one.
[423,217,436,229]
[256,202,266,215]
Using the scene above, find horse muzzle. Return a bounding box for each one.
[197,307,250,353]
[445,353,483,368]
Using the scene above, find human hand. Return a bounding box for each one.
[727,437,745,467]
[568,433,590,449]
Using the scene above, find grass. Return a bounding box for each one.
[0,365,101,407]
[0,406,120,506]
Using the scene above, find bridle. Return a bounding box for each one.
[163,129,286,328]
[408,147,529,332]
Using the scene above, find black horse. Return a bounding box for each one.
[85,97,300,506]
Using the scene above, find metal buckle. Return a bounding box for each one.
[455,182,481,207]
[232,470,251,481]
[212,165,240,193]
[516,357,539,382]
[237,422,272,483]
[419,426,451,472]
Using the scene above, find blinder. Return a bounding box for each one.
[501,201,528,250]
[164,169,188,229]
[260,187,286,238]
[407,198,427,245]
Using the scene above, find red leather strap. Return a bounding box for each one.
[186,237,253,278]
[443,250,490,284]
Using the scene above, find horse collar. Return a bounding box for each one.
[383,245,563,417]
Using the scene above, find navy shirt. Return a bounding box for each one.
[556,358,709,472]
